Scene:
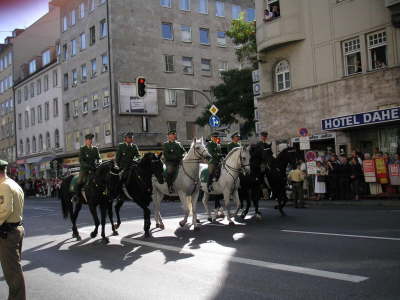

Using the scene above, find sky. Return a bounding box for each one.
[0,0,50,43]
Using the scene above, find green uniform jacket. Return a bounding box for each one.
[79,145,101,173]
[207,141,222,165]
[116,142,140,170]
[227,142,241,153]
[163,141,186,163]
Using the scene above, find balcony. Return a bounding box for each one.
[256,0,305,52]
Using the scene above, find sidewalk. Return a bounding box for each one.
[303,199,400,208]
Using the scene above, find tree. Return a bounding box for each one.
[226,13,257,68]
[196,69,255,136]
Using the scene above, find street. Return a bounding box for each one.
[1,198,400,300]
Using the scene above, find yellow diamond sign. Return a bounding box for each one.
[209,104,219,115]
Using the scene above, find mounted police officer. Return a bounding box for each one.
[116,132,141,171]
[0,160,26,300]
[256,131,273,157]
[162,130,186,193]
[75,133,101,202]
[227,132,241,153]
[207,132,223,192]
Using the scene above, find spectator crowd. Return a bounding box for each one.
[13,177,62,198]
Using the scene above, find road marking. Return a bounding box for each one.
[79,228,368,283]
[282,230,400,241]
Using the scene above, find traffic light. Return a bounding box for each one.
[136,76,146,98]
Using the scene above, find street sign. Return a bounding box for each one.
[298,128,309,137]
[253,82,261,96]
[299,136,310,150]
[209,104,219,115]
[252,69,260,83]
[209,115,221,128]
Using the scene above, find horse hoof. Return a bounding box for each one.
[144,231,151,238]
[156,223,160,228]
[159,223,165,230]
[179,220,186,227]
[207,217,213,222]
[229,221,235,226]
[196,219,200,223]
[90,232,97,238]
[113,231,119,236]
[256,213,262,220]
[102,237,110,244]
[193,226,200,232]
[114,224,120,230]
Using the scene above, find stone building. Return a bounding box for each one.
[49,0,255,170]
[12,7,64,179]
[255,0,400,156]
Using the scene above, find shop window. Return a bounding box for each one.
[275,60,291,92]
[343,37,362,76]
[367,31,387,70]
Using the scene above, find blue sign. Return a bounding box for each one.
[322,106,400,131]
[209,115,221,128]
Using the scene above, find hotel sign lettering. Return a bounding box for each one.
[321,107,400,130]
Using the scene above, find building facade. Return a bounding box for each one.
[255,0,400,156]
[50,0,254,170]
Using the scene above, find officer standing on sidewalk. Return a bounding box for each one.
[0,160,26,300]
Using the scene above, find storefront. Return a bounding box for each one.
[291,132,336,155]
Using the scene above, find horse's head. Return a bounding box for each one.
[240,145,251,174]
[279,146,301,170]
[190,137,211,161]
[140,152,164,184]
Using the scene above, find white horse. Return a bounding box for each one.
[153,138,211,230]
[200,146,251,225]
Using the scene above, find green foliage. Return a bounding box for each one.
[196,69,255,136]
[226,13,257,68]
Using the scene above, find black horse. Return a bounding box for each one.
[114,152,164,237]
[60,160,120,243]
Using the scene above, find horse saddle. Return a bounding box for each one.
[199,163,222,183]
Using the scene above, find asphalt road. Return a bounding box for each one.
[1,198,400,300]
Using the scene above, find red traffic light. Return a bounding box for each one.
[138,78,145,84]
[136,76,146,98]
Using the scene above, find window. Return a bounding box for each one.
[181,25,192,42]
[53,98,59,117]
[30,83,35,98]
[104,123,112,144]
[217,31,226,46]
[19,140,23,155]
[82,96,89,114]
[37,79,41,95]
[31,108,35,126]
[32,136,37,153]
[26,138,30,154]
[65,103,70,120]
[71,9,76,26]
[218,60,228,76]
[164,55,174,72]
[90,0,95,11]
[54,129,60,148]
[18,113,22,130]
[72,69,78,86]
[38,134,43,152]
[165,89,177,106]
[182,56,193,74]
[201,58,211,75]
[167,121,177,133]
[80,2,85,18]
[162,23,173,40]
[29,60,37,74]
[71,39,77,56]
[46,132,51,150]
[62,16,68,31]
[81,64,88,81]
[42,50,51,66]
[198,0,208,14]
[24,111,29,128]
[142,116,149,132]
[73,99,79,117]
[199,28,210,45]
[232,5,241,19]
[184,90,195,106]
[275,60,291,91]
[53,70,58,87]
[38,105,43,123]
[45,102,50,121]
[92,93,99,110]
[266,0,280,17]
[91,58,97,77]
[103,89,110,107]
[62,44,68,60]
[100,0,106,4]
[216,1,224,17]
[44,75,49,91]
[186,122,196,140]
[24,86,28,101]
[101,54,109,72]
[246,8,255,22]
[8,52,12,65]
[180,0,190,11]
[343,37,362,76]
[90,26,96,45]
[367,31,387,70]
[17,89,22,104]
[80,33,86,50]
[100,19,107,38]
[161,0,171,8]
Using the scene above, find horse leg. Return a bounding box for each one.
[223,190,234,225]
[191,190,200,231]
[135,198,152,237]
[254,186,262,219]
[153,190,164,230]
[241,189,251,219]
[114,198,124,229]
[100,203,109,243]
[202,189,213,222]
[71,202,82,240]
[178,191,189,227]
[277,190,287,217]
[88,204,100,238]
[107,201,118,236]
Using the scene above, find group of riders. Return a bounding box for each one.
[74,130,274,201]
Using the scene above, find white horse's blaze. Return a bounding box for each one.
[201,146,251,224]
[152,138,211,229]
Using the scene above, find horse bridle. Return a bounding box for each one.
[224,147,249,175]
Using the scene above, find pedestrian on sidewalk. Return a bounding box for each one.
[315,161,328,200]
[0,160,26,300]
[288,162,306,208]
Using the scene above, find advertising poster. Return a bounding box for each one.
[374,158,389,184]
[388,164,400,185]
[306,161,317,175]
[118,82,158,115]
[362,160,376,183]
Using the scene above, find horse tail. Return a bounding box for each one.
[60,175,73,219]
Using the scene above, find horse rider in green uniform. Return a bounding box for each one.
[116,132,141,175]
[75,133,101,202]
[207,132,223,192]
[162,130,186,193]
[227,132,241,153]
